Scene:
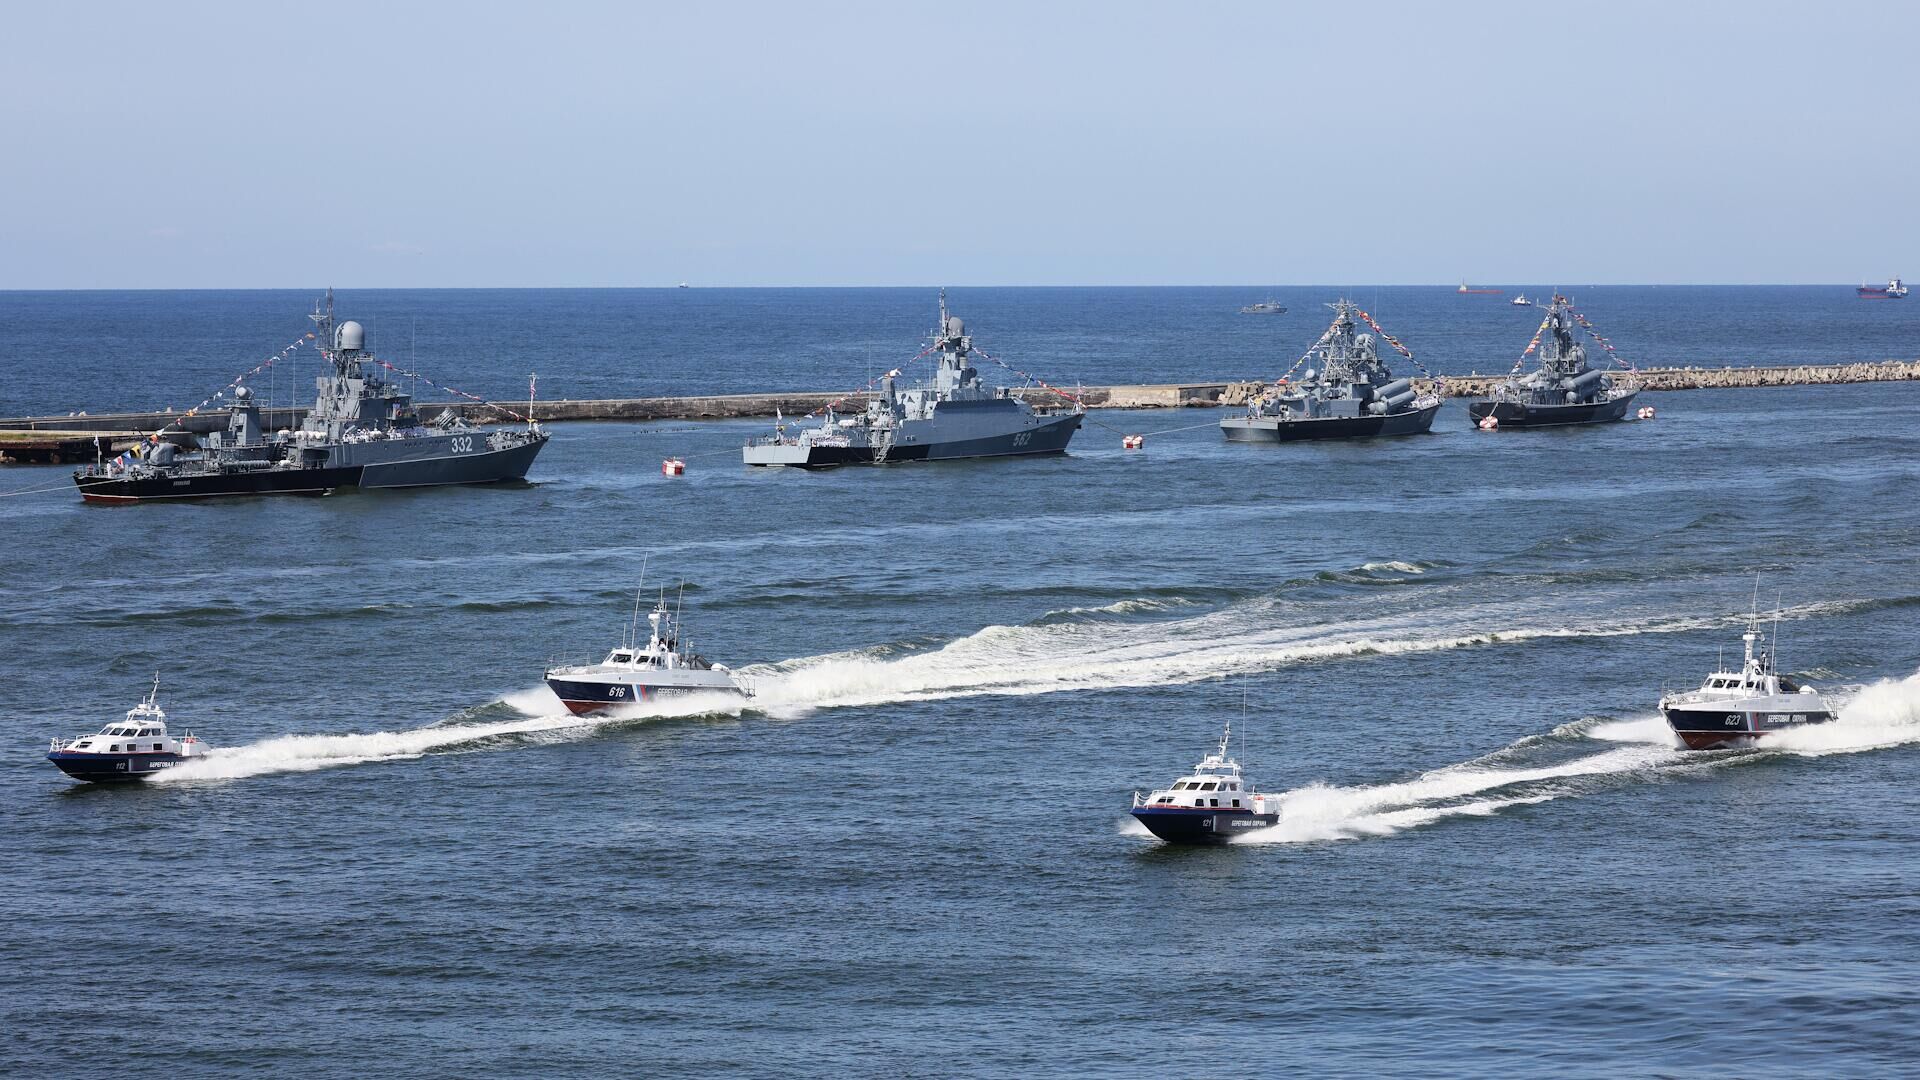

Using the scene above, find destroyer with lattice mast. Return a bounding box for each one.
[1466,293,1639,428]
[1221,300,1441,442]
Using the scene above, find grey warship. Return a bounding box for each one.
[1467,293,1639,428]
[72,291,548,503]
[1221,300,1440,442]
[742,292,1083,467]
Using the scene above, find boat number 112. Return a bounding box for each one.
[449,436,473,454]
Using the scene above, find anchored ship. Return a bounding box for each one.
[1239,298,1288,314]
[1221,300,1441,442]
[1130,722,1279,844]
[544,584,745,714]
[1659,597,1834,750]
[1858,277,1908,299]
[1458,282,1504,295]
[46,676,209,783]
[71,291,548,502]
[1467,293,1639,428]
[742,292,1083,467]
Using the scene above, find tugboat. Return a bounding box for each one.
[544,586,745,714]
[1467,294,1639,428]
[742,292,1083,467]
[46,676,209,783]
[1239,298,1288,315]
[1659,597,1835,750]
[1221,300,1441,442]
[1858,277,1909,299]
[1129,723,1280,844]
[1510,293,1534,307]
[72,290,549,502]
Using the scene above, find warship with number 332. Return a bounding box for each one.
[742,292,1084,467]
[72,290,548,502]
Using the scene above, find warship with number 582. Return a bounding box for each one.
[742,292,1083,467]
[71,290,548,502]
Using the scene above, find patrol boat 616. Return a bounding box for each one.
[544,588,745,714]
[1467,293,1639,428]
[1222,300,1440,442]
[46,676,209,783]
[1659,603,1835,750]
[1130,723,1280,844]
[72,290,549,502]
[743,292,1083,467]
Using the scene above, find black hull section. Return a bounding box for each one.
[355,439,547,488]
[1468,392,1637,428]
[1131,808,1278,845]
[75,466,364,504]
[1662,706,1837,750]
[1221,402,1440,443]
[746,413,1083,469]
[544,677,742,715]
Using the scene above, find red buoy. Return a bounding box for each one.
[662,458,686,476]
[1122,434,1145,449]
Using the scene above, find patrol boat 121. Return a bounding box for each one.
[742,292,1083,467]
[544,586,746,714]
[1130,723,1280,844]
[1221,300,1440,442]
[72,290,549,502]
[46,676,210,783]
[1467,293,1639,428]
[1658,600,1835,750]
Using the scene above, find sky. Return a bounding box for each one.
[2,1,1914,288]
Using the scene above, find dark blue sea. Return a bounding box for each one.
[3,287,1918,1077]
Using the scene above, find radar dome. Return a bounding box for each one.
[945,316,964,338]
[335,320,366,351]
[234,385,252,401]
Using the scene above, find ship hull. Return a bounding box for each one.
[1220,402,1440,443]
[744,412,1082,468]
[1857,288,1906,299]
[1661,705,1836,750]
[46,750,187,782]
[354,437,547,489]
[544,676,744,715]
[1130,806,1278,845]
[1468,392,1637,428]
[74,465,364,504]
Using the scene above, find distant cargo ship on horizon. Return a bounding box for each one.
[1858,277,1908,299]
[1458,281,1504,295]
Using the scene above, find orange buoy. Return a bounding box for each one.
[1122,434,1145,449]
[662,458,686,476]
[1477,415,1499,431]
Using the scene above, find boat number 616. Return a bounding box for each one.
[449,436,473,454]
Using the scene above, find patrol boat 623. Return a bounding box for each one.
[46,676,209,783]
[1221,300,1440,442]
[1658,602,1835,750]
[742,292,1083,467]
[1130,723,1280,844]
[544,587,745,714]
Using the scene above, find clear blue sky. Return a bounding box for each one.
[3,1,1913,288]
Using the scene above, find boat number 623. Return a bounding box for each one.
[449,436,473,454]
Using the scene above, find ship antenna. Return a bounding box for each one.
[629,554,650,648]
[675,580,687,656]
[528,372,538,433]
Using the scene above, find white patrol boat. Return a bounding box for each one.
[1659,598,1834,750]
[47,676,209,783]
[1130,723,1279,844]
[544,586,745,714]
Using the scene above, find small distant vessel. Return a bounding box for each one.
[1510,294,1533,307]
[1239,299,1288,315]
[1221,300,1441,442]
[677,282,690,289]
[1858,277,1908,299]
[1458,281,1504,295]
[743,291,1083,467]
[1659,595,1835,750]
[1467,293,1639,428]
[1129,723,1279,844]
[544,584,745,714]
[46,676,209,783]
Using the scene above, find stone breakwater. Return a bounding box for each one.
[3,360,1916,446]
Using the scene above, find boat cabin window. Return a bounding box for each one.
[1232,798,1241,807]
[110,744,121,752]
[609,652,632,664]
[153,743,164,751]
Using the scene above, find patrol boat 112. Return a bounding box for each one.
[742,292,1084,467]
[1221,300,1441,442]
[544,585,746,714]
[72,290,549,502]
[46,676,210,783]
[1658,597,1835,750]
[1467,293,1639,428]
[1130,723,1280,844]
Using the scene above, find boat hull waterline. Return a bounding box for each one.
[1220,401,1441,442]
